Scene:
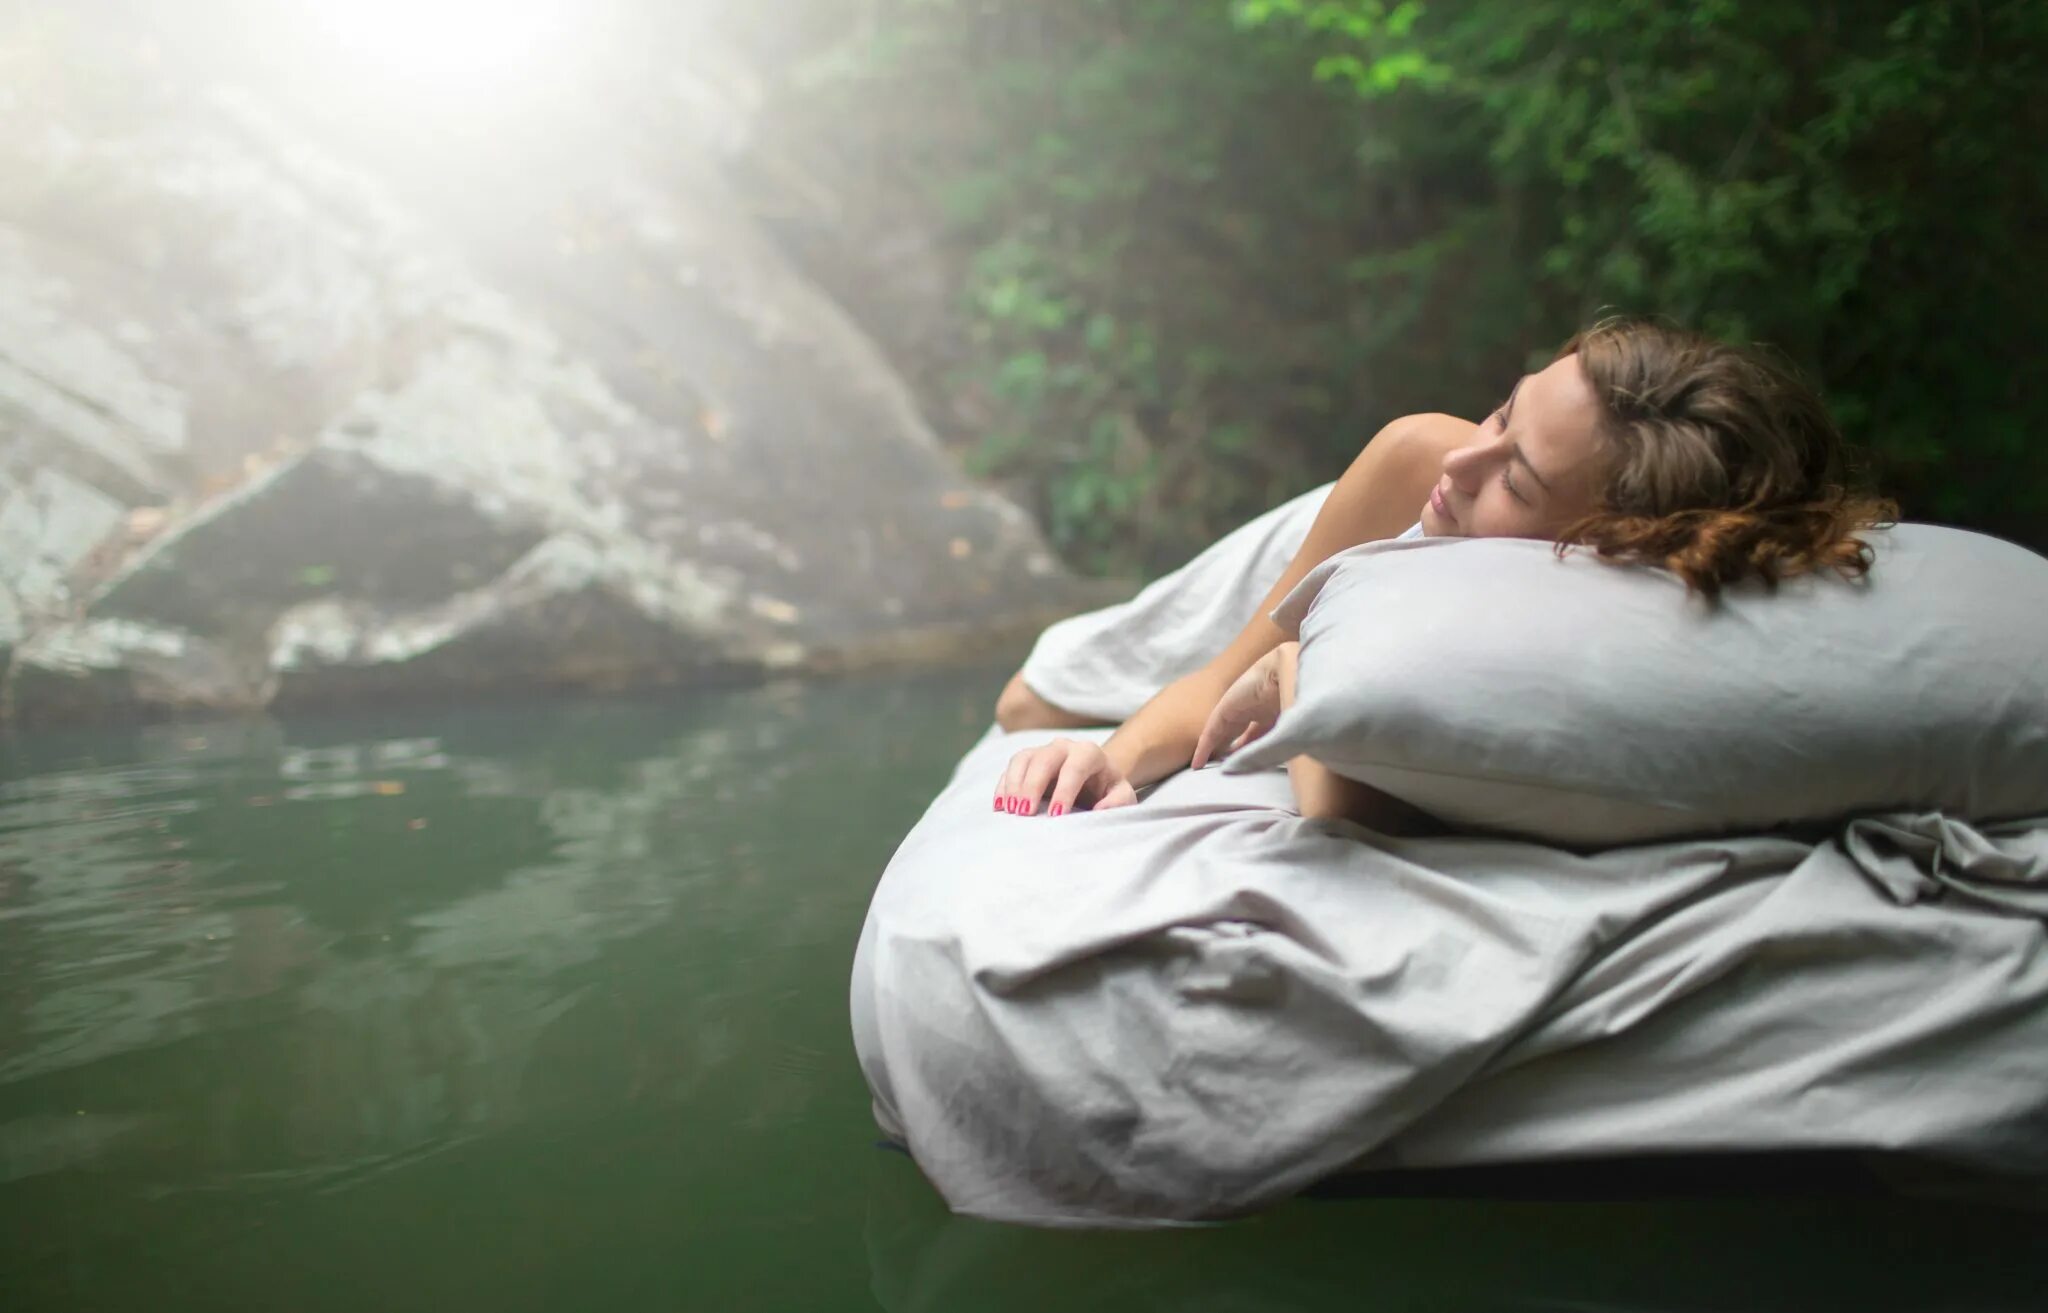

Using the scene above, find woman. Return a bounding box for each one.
[990,317,1895,828]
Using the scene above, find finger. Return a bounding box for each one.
[1227,720,1263,753]
[1016,742,1072,815]
[1011,745,1057,814]
[997,746,1040,811]
[1092,778,1139,811]
[1047,754,1098,817]
[1193,702,1242,770]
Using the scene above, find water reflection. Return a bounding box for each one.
[0,671,991,1309]
[861,1152,2045,1313]
[3,668,2045,1312]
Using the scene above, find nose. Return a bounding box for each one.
[1441,438,1493,492]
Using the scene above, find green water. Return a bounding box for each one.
[1,665,2041,1312]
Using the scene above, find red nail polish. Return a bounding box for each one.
[1050,802,1065,817]
[994,797,1005,811]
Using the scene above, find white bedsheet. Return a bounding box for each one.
[1013,481,1336,724]
[851,491,2048,1227]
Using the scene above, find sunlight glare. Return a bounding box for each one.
[303,0,578,109]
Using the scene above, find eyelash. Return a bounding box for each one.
[1488,407,1526,502]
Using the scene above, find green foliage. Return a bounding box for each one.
[787,0,1388,573]
[1240,0,2048,531]
[788,0,2046,573]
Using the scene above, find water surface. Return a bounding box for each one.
[1,666,2040,1311]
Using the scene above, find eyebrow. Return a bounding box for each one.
[1496,375,1554,493]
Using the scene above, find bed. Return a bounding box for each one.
[851,485,2048,1227]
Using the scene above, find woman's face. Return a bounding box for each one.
[1419,353,1610,540]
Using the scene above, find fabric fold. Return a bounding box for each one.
[851,725,2048,1226]
[1840,811,2048,917]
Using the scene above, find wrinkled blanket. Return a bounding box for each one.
[850,487,2048,1227]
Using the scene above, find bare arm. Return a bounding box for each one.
[1273,641,1444,833]
[995,671,1097,732]
[1101,413,1474,791]
[996,412,1474,816]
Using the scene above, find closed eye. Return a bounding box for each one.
[1501,465,1526,502]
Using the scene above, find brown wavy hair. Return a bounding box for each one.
[1553,317,1897,598]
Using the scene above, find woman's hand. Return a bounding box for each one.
[1190,642,1292,770]
[995,738,1139,817]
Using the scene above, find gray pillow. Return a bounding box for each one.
[1224,524,2048,845]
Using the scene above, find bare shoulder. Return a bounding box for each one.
[1369,412,1478,466]
[1209,408,1476,683]
[1319,411,1476,530]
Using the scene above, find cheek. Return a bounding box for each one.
[1542,485,1601,532]
[1476,490,1550,538]
[1467,492,1515,535]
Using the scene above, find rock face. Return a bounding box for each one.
[0,10,1095,726]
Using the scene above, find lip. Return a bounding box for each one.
[1429,485,1455,525]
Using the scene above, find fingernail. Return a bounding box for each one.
[1008,798,1020,814]
[1050,802,1065,817]
[994,796,1005,811]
